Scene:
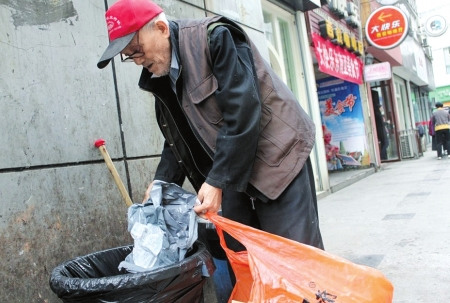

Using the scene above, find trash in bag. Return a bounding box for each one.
[206,213,394,303]
[49,241,215,303]
[119,180,198,273]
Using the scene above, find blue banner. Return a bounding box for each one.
[317,77,369,170]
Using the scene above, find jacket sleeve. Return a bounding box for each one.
[205,25,261,192]
[153,141,186,187]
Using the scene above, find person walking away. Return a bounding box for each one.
[431,102,450,159]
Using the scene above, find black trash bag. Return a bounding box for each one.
[49,241,215,303]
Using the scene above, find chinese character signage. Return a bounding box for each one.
[365,6,409,49]
[317,77,369,170]
[312,33,363,84]
[364,61,392,82]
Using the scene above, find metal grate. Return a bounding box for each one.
[399,134,414,158]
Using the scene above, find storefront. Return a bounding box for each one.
[305,2,376,173]
[392,35,431,159]
[361,1,420,162]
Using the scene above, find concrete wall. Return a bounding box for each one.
[0,0,265,301]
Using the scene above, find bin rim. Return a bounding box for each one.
[49,241,214,296]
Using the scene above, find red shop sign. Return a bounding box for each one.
[312,33,363,85]
[365,6,409,49]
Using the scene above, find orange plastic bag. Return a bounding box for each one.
[206,213,394,303]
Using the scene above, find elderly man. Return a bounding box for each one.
[97,0,323,254]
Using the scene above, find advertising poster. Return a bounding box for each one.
[317,77,369,171]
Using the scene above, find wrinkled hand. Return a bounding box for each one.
[194,182,222,218]
[142,181,154,203]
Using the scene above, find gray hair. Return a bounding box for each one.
[144,12,169,30]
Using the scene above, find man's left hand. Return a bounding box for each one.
[194,182,222,217]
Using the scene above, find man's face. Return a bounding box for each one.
[121,21,171,77]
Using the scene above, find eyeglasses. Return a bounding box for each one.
[120,31,144,62]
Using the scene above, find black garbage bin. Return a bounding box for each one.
[49,241,215,303]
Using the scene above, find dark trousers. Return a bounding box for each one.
[435,129,450,157]
[221,158,324,252]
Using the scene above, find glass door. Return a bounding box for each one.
[394,76,417,158]
[394,77,411,131]
[370,81,400,161]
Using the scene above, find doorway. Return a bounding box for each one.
[370,81,400,161]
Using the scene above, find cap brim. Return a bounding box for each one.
[97,32,135,69]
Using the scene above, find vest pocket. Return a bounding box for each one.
[189,74,223,125]
[256,105,300,167]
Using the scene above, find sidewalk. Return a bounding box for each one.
[317,149,450,302]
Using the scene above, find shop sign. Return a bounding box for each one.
[365,6,409,49]
[364,62,391,82]
[312,33,363,84]
[318,19,363,55]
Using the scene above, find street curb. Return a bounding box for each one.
[329,167,376,193]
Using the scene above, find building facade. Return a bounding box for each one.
[419,1,450,108]
[361,0,435,162]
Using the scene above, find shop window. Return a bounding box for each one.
[262,8,300,98]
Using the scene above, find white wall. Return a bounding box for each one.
[417,0,450,87]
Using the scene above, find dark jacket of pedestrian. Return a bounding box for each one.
[432,107,450,131]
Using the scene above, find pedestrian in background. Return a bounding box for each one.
[374,104,389,160]
[431,102,450,159]
[428,114,436,151]
[97,0,323,264]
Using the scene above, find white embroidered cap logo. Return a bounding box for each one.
[106,15,122,36]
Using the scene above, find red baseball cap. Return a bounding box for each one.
[97,0,163,69]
